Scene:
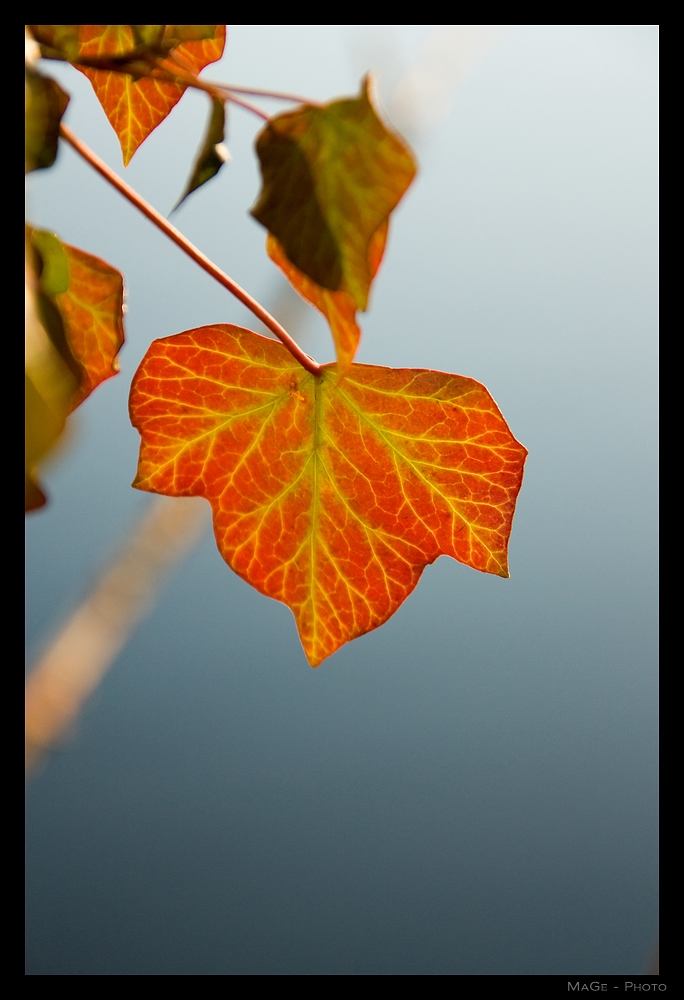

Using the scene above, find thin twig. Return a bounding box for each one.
[209,83,313,106]
[138,56,273,120]
[59,125,322,377]
[153,59,271,119]
[221,92,269,120]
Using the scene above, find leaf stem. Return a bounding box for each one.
[59,124,322,377]
[221,92,269,120]
[136,56,272,120]
[209,83,314,106]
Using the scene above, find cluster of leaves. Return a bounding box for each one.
[25,25,527,665]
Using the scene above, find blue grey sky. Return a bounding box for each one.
[26,25,658,975]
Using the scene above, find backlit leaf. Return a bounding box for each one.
[31,25,226,165]
[25,66,69,173]
[26,230,125,509]
[56,242,126,409]
[25,234,76,511]
[30,229,125,409]
[173,97,228,210]
[251,78,416,311]
[130,325,527,665]
[266,220,388,374]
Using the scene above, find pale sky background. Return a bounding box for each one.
[26,25,658,975]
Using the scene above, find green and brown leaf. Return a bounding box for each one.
[25,229,125,510]
[25,66,69,173]
[252,79,416,312]
[266,220,388,376]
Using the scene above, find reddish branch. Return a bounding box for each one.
[59,124,322,378]
[220,92,269,120]
[210,83,313,106]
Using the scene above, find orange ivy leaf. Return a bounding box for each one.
[80,25,225,164]
[56,243,126,409]
[31,229,125,408]
[130,325,527,666]
[32,24,226,165]
[251,79,415,314]
[266,221,388,375]
[26,229,125,510]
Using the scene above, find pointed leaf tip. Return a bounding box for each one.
[32,25,226,164]
[173,97,228,211]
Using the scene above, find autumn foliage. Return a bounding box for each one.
[25,25,527,665]
[25,227,124,510]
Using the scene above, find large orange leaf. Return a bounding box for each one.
[31,25,226,165]
[130,325,527,666]
[251,79,415,312]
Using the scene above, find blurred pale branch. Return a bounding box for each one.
[388,25,503,142]
[25,496,209,775]
[350,25,504,145]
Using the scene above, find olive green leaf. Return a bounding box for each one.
[25,67,69,173]
[173,97,228,211]
[251,78,416,311]
[25,228,125,510]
